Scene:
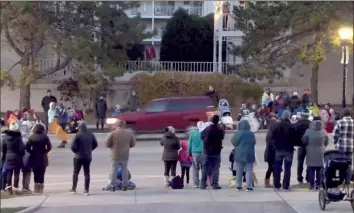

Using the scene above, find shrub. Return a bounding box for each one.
[130,72,263,107]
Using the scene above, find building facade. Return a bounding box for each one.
[125,1,214,60]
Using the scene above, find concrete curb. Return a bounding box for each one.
[16,195,49,213]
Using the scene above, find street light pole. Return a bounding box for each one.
[342,45,347,108]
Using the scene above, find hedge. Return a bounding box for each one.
[130,72,263,107]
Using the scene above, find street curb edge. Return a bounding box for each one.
[16,195,49,213]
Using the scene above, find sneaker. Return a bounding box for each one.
[193,185,199,188]
[315,186,320,191]
[246,188,254,192]
[69,189,76,195]
[83,190,89,196]
[283,188,291,192]
[185,183,189,187]
[274,188,281,191]
[237,187,243,191]
[121,186,127,191]
[212,185,222,190]
[200,186,206,190]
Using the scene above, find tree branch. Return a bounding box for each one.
[32,57,71,82]
[4,22,24,57]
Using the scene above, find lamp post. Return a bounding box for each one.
[338,27,353,109]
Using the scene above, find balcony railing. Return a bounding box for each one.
[38,60,243,80]
[127,5,203,17]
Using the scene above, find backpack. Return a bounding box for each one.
[169,175,184,189]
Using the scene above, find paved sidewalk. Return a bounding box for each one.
[3,188,352,213]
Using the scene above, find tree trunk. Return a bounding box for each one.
[19,84,31,109]
[310,64,319,104]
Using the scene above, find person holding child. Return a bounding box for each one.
[302,119,329,190]
[188,121,204,188]
[160,126,180,188]
[178,140,192,187]
[231,120,256,191]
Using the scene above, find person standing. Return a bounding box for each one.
[25,123,52,194]
[126,90,140,112]
[2,122,25,195]
[320,103,336,133]
[160,126,180,188]
[105,120,136,191]
[264,114,279,188]
[69,122,98,195]
[289,92,301,113]
[301,89,311,109]
[94,95,107,131]
[205,86,219,107]
[271,110,297,191]
[293,112,311,184]
[178,140,192,187]
[41,90,57,131]
[200,115,224,190]
[56,103,68,148]
[188,122,204,188]
[232,120,256,191]
[333,108,353,160]
[302,120,329,190]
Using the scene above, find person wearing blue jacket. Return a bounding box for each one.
[188,122,204,188]
[231,120,256,191]
[56,103,68,148]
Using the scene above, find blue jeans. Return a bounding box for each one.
[308,166,322,188]
[235,162,253,188]
[274,150,293,190]
[200,154,221,188]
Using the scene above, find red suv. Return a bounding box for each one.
[117,96,215,133]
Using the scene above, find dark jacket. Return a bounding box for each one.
[264,119,278,163]
[71,123,98,160]
[55,107,68,125]
[94,98,107,118]
[25,124,52,168]
[127,95,140,112]
[205,90,219,107]
[41,95,57,111]
[231,120,256,163]
[201,124,224,156]
[2,130,25,170]
[290,95,301,109]
[301,94,310,108]
[302,120,329,167]
[271,119,297,153]
[160,132,180,161]
[293,119,311,146]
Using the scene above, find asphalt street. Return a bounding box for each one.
[19,132,352,213]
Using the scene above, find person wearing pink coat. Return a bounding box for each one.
[178,140,192,186]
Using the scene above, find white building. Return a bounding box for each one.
[125,1,215,60]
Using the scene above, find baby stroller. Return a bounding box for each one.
[318,150,354,211]
[67,108,84,133]
[218,99,234,129]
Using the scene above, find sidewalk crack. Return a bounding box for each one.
[208,189,215,201]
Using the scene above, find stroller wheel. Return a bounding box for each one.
[318,190,327,211]
[350,190,354,210]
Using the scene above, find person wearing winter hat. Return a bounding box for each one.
[293,110,311,184]
[2,121,25,195]
[160,126,180,187]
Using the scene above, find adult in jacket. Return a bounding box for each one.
[105,120,136,191]
[160,126,180,187]
[25,123,52,194]
[231,120,256,191]
[205,86,219,107]
[301,89,311,109]
[2,122,25,195]
[69,122,98,195]
[271,110,297,191]
[94,95,107,131]
[293,112,311,184]
[289,92,301,113]
[302,120,328,190]
[263,114,278,188]
[200,115,224,190]
[56,103,68,148]
[126,90,140,112]
[41,90,57,131]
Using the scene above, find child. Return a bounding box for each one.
[178,140,192,187]
[112,105,121,117]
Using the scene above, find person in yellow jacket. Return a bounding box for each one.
[307,103,321,118]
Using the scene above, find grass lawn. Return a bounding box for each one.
[0,207,27,213]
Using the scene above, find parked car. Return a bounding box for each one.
[108,96,216,133]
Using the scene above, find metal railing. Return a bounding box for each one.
[38,60,243,80]
[127,5,203,17]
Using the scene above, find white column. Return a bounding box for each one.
[213,36,217,72]
[218,35,222,73]
[152,1,155,46]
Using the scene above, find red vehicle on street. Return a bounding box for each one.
[112,96,215,133]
